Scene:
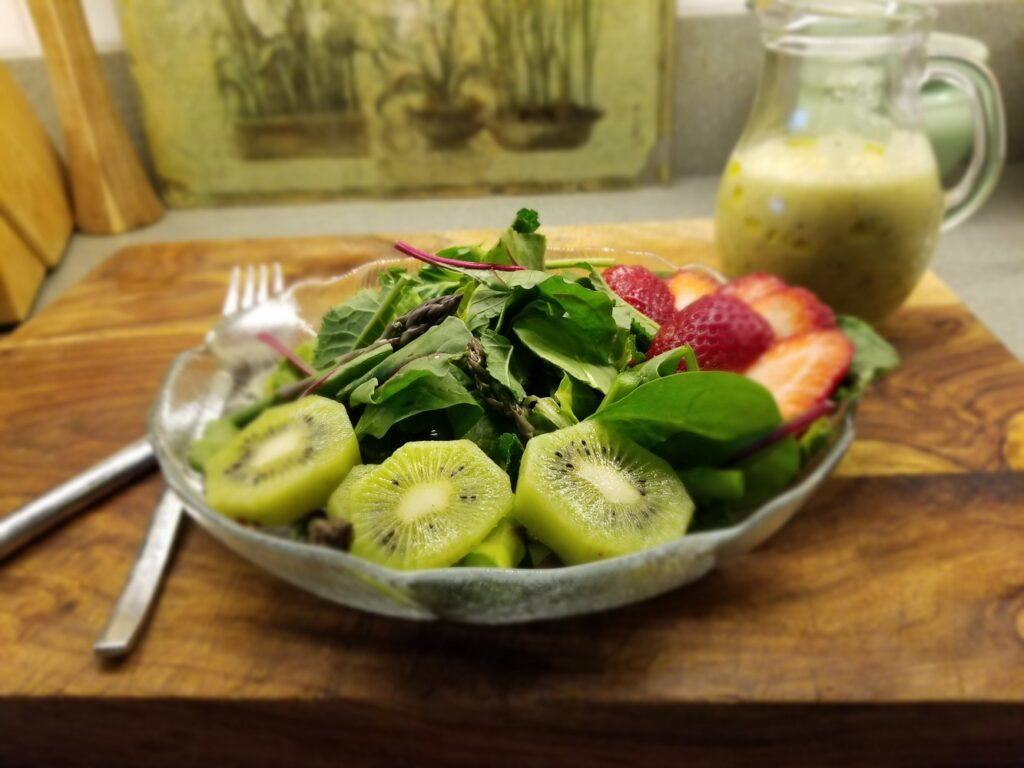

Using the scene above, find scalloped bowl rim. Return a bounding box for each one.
[147,251,855,622]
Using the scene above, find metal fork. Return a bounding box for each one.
[93,263,284,658]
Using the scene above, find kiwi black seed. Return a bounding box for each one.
[204,396,361,526]
[347,440,513,570]
[513,421,693,564]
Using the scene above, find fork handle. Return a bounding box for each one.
[93,487,184,657]
[0,438,156,561]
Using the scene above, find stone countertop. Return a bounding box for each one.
[31,164,1024,358]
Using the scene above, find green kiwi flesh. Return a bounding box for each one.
[326,464,376,521]
[513,421,693,564]
[459,518,526,568]
[348,440,513,570]
[204,396,360,526]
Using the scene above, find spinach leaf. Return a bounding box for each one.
[836,315,900,399]
[733,436,801,508]
[263,338,317,397]
[479,329,527,399]
[510,276,626,393]
[336,316,472,402]
[314,343,394,400]
[554,374,601,421]
[461,416,524,477]
[525,395,577,433]
[314,277,409,368]
[677,466,746,504]
[496,432,525,478]
[355,358,482,439]
[590,372,782,461]
[597,347,690,411]
[465,285,513,331]
[436,244,487,263]
[582,267,660,345]
[514,314,620,393]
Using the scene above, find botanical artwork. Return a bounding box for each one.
[119,0,672,206]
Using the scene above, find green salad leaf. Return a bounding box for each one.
[355,357,482,439]
[590,371,782,465]
[836,314,900,399]
[314,278,411,369]
[478,329,527,400]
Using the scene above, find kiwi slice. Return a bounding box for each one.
[513,421,694,564]
[348,440,513,570]
[204,396,360,526]
[459,518,526,569]
[326,464,376,521]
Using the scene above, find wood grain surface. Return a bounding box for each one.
[27,0,162,235]
[1,221,1022,767]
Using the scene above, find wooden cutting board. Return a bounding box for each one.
[1,221,1022,767]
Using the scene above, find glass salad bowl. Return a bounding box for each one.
[149,251,855,623]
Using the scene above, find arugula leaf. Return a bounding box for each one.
[314,278,409,369]
[836,315,900,399]
[590,372,782,464]
[479,329,527,399]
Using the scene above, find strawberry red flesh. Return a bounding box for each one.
[665,268,721,311]
[745,329,853,420]
[603,264,675,325]
[648,293,774,372]
[723,272,788,305]
[750,286,836,339]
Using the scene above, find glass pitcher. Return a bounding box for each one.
[715,0,1005,320]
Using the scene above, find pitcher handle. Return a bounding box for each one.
[925,55,1006,231]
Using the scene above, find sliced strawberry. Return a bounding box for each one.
[603,264,675,324]
[750,286,836,339]
[724,273,788,305]
[665,268,721,311]
[745,330,854,420]
[648,293,773,372]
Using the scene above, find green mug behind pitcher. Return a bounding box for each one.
[716,1,1006,321]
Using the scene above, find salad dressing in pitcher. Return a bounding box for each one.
[717,130,943,320]
[715,0,1005,321]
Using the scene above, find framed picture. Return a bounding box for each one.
[119,0,673,206]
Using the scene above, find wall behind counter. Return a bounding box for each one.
[4,0,1021,190]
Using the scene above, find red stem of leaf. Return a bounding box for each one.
[256,332,315,376]
[301,365,339,398]
[393,240,524,272]
[727,399,836,465]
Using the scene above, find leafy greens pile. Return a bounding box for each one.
[254,209,898,528]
